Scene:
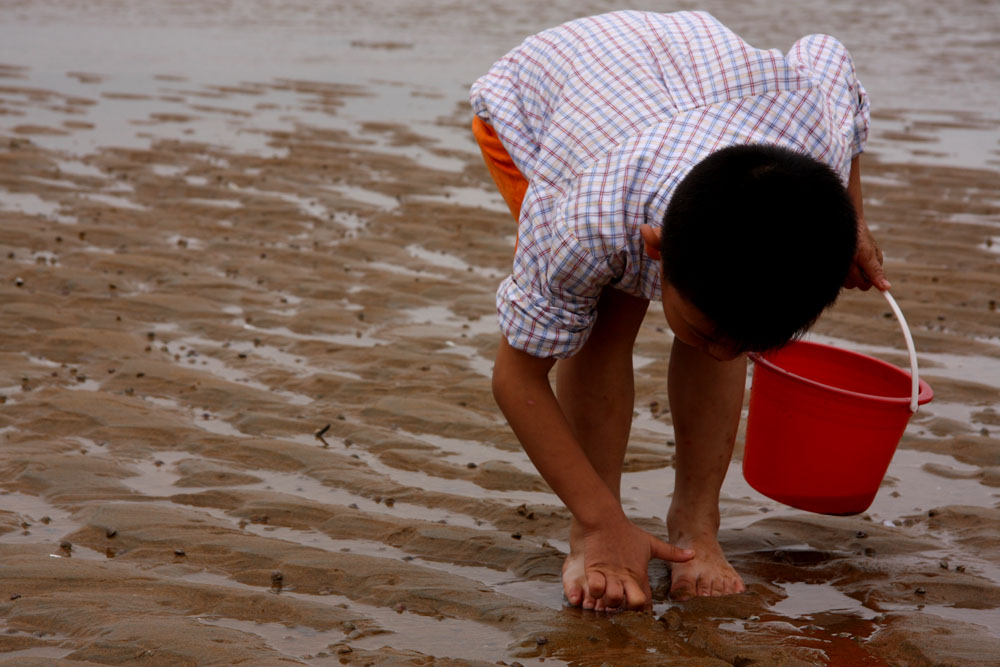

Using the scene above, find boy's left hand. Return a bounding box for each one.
[845,220,890,291]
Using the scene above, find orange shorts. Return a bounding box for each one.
[471,116,529,222]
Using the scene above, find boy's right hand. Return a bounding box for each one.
[492,338,694,610]
[582,516,694,611]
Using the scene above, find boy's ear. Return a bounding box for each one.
[639,224,662,261]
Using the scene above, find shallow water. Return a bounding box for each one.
[180,569,560,665]
[1,0,997,171]
[1,0,997,663]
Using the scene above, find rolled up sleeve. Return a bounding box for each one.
[496,226,612,359]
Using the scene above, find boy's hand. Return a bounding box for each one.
[582,517,694,611]
[844,220,890,291]
[845,155,890,292]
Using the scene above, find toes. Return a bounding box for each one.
[582,593,597,610]
[669,576,696,601]
[696,577,713,597]
[623,578,648,611]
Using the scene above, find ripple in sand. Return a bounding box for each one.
[181,570,549,664]
[124,450,493,531]
[0,490,105,561]
[0,619,75,661]
[159,334,314,406]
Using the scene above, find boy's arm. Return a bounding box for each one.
[492,337,694,609]
[845,155,891,291]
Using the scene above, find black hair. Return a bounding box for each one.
[661,144,857,353]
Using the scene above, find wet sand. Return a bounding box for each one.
[1,1,999,665]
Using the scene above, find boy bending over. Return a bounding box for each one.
[470,10,888,612]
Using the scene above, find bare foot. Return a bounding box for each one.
[667,526,745,600]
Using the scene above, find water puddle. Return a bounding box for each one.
[331,210,367,233]
[802,332,1000,391]
[0,645,75,661]
[404,244,503,280]
[361,260,447,281]
[799,332,1000,437]
[183,197,243,209]
[618,445,1000,537]
[160,334,314,406]
[398,429,536,476]
[227,183,330,221]
[0,619,75,660]
[124,450,493,531]
[771,582,880,621]
[409,186,507,213]
[234,320,388,348]
[80,192,145,210]
[195,616,359,661]
[0,490,105,560]
[322,182,398,211]
[181,569,553,664]
[878,601,1000,638]
[438,342,494,377]
[403,305,496,336]
[149,163,187,178]
[400,305,497,375]
[316,434,557,510]
[54,158,106,178]
[0,190,77,223]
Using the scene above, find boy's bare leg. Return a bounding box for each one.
[555,287,649,610]
[666,339,747,599]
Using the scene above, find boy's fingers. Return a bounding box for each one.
[844,265,869,290]
[602,577,625,609]
[586,570,607,600]
[622,577,648,610]
[649,536,695,564]
[866,263,891,291]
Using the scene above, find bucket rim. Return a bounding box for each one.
[749,340,934,406]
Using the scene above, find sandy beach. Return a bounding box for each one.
[1,1,999,664]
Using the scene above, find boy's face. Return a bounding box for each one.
[660,283,742,361]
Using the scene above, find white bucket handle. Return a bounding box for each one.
[881,290,920,413]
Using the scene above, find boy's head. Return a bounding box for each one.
[648,144,858,356]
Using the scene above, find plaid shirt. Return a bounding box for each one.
[471,10,870,358]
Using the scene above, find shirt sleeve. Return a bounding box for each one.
[496,219,612,359]
[788,34,871,158]
[495,130,676,359]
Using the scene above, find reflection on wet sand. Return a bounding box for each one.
[1,0,998,664]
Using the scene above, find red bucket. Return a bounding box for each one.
[743,292,933,515]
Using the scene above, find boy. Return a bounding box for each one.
[470,10,888,612]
